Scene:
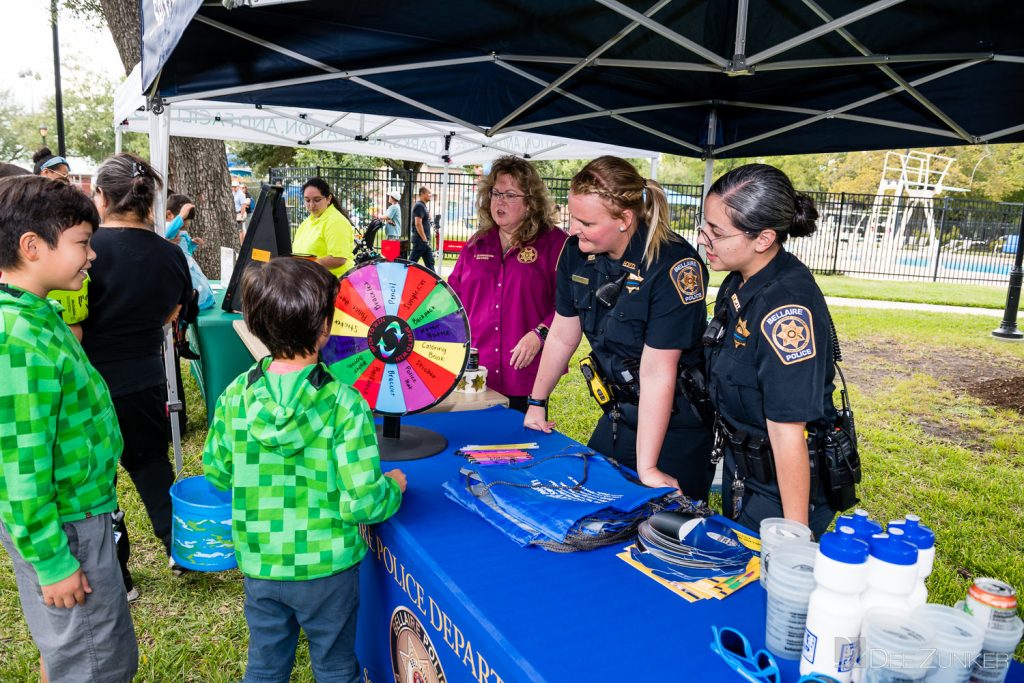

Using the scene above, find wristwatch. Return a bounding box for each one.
[527,395,548,408]
[534,325,549,342]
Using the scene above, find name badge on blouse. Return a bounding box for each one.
[571,274,589,285]
[475,253,494,260]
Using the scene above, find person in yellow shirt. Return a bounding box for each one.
[294,177,355,277]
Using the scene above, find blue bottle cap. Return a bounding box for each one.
[868,533,918,566]
[837,509,883,540]
[819,526,870,564]
[891,514,936,550]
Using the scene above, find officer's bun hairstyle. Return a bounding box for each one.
[570,155,677,266]
[95,152,162,226]
[241,257,339,359]
[707,163,818,245]
[0,175,100,270]
[475,155,557,248]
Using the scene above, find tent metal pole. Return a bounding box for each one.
[349,76,487,134]
[981,122,1024,143]
[495,60,705,153]
[439,162,450,277]
[489,0,674,135]
[800,0,973,142]
[148,104,184,473]
[716,58,984,155]
[648,156,659,181]
[733,0,749,62]
[702,111,717,201]
[718,99,960,138]
[746,0,904,65]
[115,128,123,154]
[593,0,728,67]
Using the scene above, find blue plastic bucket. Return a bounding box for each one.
[169,476,236,572]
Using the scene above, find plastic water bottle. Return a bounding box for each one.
[765,541,818,660]
[861,607,936,682]
[969,615,1023,683]
[889,515,936,607]
[913,604,985,683]
[759,517,813,588]
[801,526,870,682]
[836,508,884,543]
[861,533,919,613]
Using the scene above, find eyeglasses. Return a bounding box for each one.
[490,190,528,203]
[710,626,780,683]
[698,225,749,247]
[303,196,326,205]
[44,169,70,182]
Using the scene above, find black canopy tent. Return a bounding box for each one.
[141,0,1024,161]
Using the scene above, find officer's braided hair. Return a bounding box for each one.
[570,156,675,266]
[707,163,818,245]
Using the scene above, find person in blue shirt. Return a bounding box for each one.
[382,191,402,239]
[700,164,840,537]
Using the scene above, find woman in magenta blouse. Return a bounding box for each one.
[448,156,568,412]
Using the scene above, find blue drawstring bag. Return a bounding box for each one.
[443,447,709,552]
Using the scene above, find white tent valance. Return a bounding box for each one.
[114,64,659,167]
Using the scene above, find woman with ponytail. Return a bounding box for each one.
[294,177,355,276]
[700,163,840,536]
[525,156,715,502]
[81,152,193,596]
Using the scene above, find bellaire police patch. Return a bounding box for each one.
[669,258,705,305]
[390,606,447,683]
[761,305,816,365]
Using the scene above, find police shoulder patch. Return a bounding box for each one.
[760,305,816,365]
[669,257,705,305]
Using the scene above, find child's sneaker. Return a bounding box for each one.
[126,587,140,603]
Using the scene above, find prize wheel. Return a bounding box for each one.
[321,259,470,459]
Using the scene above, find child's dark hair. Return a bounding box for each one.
[95,152,162,224]
[167,193,194,217]
[32,147,62,175]
[241,258,338,359]
[0,176,100,270]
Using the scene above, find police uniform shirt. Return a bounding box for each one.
[707,248,836,507]
[555,223,708,387]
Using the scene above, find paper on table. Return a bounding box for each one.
[220,246,236,283]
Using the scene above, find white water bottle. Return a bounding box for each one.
[860,533,919,613]
[888,515,935,607]
[801,526,870,682]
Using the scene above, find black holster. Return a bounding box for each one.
[811,419,861,511]
[678,365,715,427]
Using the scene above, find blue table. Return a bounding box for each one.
[357,407,794,682]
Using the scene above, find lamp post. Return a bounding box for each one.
[992,206,1024,340]
[39,125,48,148]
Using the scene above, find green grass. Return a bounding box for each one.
[708,270,1010,309]
[2,309,1022,677]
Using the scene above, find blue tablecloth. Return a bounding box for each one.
[357,407,792,682]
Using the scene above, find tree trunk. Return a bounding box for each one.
[99,0,236,278]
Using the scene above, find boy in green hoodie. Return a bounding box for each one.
[0,176,137,683]
[203,257,406,683]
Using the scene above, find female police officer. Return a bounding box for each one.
[524,156,714,501]
[699,164,839,537]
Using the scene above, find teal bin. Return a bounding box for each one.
[170,476,237,572]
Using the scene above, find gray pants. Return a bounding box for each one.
[0,513,138,683]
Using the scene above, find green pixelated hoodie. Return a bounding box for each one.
[203,358,402,580]
[0,284,122,585]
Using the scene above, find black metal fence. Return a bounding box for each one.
[268,166,1021,285]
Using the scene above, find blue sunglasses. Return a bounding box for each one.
[710,626,780,683]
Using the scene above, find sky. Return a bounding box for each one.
[0,0,124,112]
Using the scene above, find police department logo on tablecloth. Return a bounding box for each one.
[669,258,704,305]
[517,246,538,264]
[761,305,816,365]
[390,607,447,683]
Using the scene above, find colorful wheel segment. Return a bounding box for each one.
[322,259,470,416]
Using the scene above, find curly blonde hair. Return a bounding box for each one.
[474,156,557,247]
[570,156,675,266]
